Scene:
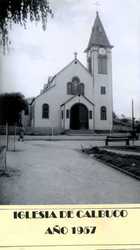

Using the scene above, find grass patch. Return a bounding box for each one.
[0,167,21,178]
[82,146,140,178]
[105,145,140,153]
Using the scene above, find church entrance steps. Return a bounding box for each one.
[65,130,95,136]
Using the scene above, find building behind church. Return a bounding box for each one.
[24,12,113,134]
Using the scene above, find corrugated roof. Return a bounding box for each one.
[85,12,113,51]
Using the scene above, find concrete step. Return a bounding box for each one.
[65,130,95,136]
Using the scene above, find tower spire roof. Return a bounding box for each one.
[85,12,113,52]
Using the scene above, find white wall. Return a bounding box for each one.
[33,51,113,132]
[91,47,113,130]
[34,60,94,129]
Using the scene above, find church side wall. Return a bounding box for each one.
[34,89,61,131]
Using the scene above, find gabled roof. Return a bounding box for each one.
[31,84,56,104]
[85,12,113,52]
[51,58,92,80]
[26,97,35,105]
[32,58,92,104]
[61,95,94,107]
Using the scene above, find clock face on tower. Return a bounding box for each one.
[99,47,106,56]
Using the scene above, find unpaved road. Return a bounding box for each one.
[0,140,140,204]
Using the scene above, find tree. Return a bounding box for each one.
[0,92,28,125]
[135,121,140,133]
[0,0,53,50]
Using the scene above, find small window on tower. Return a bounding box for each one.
[101,86,106,95]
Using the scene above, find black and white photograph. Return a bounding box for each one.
[0,0,140,205]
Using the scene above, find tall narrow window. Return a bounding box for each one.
[89,110,92,119]
[98,56,107,74]
[72,76,80,95]
[79,83,85,96]
[101,106,107,120]
[66,109,70,119]
[61,110,64,120]
[42,104,49,119]
[67,82,72,95]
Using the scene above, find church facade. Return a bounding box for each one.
[29,12,113,133]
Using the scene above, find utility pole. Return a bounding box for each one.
[132,99,135,145]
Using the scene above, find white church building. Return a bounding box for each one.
[27,12,113,134]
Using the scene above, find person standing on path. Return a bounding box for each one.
[18,125,25,142]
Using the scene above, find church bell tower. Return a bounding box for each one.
[85,12,113,131]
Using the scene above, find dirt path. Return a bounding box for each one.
[0,140,140,204]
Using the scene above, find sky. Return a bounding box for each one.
[0,0,140,118]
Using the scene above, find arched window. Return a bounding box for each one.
[79,83,85,96]
[72,76,80,83]
[67,82,72,95]
[67,77,85,96]
[71,76,80,95]
[42,104,49,119]
[101,106,107,120]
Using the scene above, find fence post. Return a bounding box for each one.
[4,146,7,170]
[14,125,16,152]
[6,122,8,150]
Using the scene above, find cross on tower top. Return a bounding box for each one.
[93,1,101,13]
[74,52,78,60]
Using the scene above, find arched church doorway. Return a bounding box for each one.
[70,103,89,130]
